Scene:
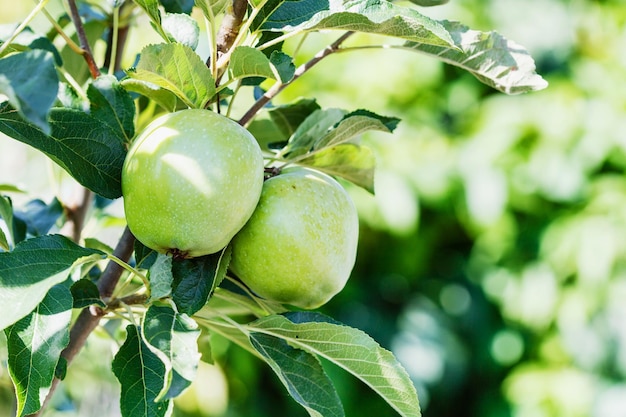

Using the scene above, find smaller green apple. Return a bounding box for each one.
[230,167,359,309]
[122,109,264,258]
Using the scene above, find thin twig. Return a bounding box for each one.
[33,227,136,417]
[238,31,355,126]
[67,0,101,79]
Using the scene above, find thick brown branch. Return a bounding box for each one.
[238,31,354,126]
[33,227,136,416]
[67,0,101,79]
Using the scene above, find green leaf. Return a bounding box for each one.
[149,253,174,301]
[13,198,64,237]
[298,143,376,193]
[135,240,158,269]
[171,247,230,315]
[126,43,216,109]
[0,234,104,331]
[5,284,72,417]
[250,332,345,417]
[404,21,548,94]
[0,227,8,252]
[0,195,16,247]
[0,184,25,193]
[87,75,136,144]
[314,111,398,150]
[121,78,178,112]
[0,50,58,134]
[409,0,448,5]
[249,314,421,417]
[70,279,106,308]
[0,25,62,65]
[162,13,200,50]
[282,108,346,158]
[142,301,201,400]
[133,0,162,26]
[256,0,455,48]
[269,51,296,83]
[112,324,171,417]
[0,102,128,199]
[229,46,277,81]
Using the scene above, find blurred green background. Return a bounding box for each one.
[2,0,626,416]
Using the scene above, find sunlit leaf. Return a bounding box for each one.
[282,108,346,158]
[0,50,58,134]
[121,78,178,112]
[142,301,201,400]
[0,102,128,199]
[5,284,72,417]
[148,253,174,301]
[112,324,171,417]
[251,332,345,417]
[126,43,216,108]
[230,46,277,81]
[404,21,548,94]
[249,313,421,417]
[0,235,103,331]
[314,111,398,150]
[195,0,229,21]
[298,143,376,193]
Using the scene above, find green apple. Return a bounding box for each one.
[230,167,359,309]
[122,109,264,258]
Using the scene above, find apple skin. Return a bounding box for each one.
[122,109,264,258]
[230,167,359,309]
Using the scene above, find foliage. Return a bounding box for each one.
[0,0,548,416]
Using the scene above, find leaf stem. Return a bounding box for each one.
[238,31,355,126]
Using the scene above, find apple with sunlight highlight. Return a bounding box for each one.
[230,167,360,309]
[122,109,264,258]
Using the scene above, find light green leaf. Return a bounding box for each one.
[229,46,277,80]
[133,0,162,25]
[142,301,201,400]
[148,253,174,301]
[5,284,72,417]
[250,332,344,417]
[0,49,58,134]
[404,21,548,94]
[257,0,455,48]
[0,184,25,193]
[162,13,200,50]
[0,234,104,331]
[298,143,376,193]
[0,227,8,251]
[249,314,421,417]
[121,78,178,112]
[126,43,216,109]
[112,324,171,417]
[0,102,129,199]
[195,0,229,21]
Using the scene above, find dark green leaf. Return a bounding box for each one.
[0,195,16,247]
[408,0,448,5]
[269,51,295,83]
[252,0,330,31]
[0,102,128,199]
[112,324,171,417]
[298,143,376,193]
[5,284,72,417]
[0,234,104,331]
[13,198,64,237]
[162,13,200,49]
[126,43,216,109]
[0,25,62,65]
[404,21,548,94]
[142,302,201,400]
[250,332,345,417]
[0,50,58,134]
[161,0,195,13]
[70,279,106,308]
[250,314,422,417]
[149,254,174,301]
[269,98,321,139]
[171,247,230,315]
[87,75,136,144]
[135,240,158,269]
